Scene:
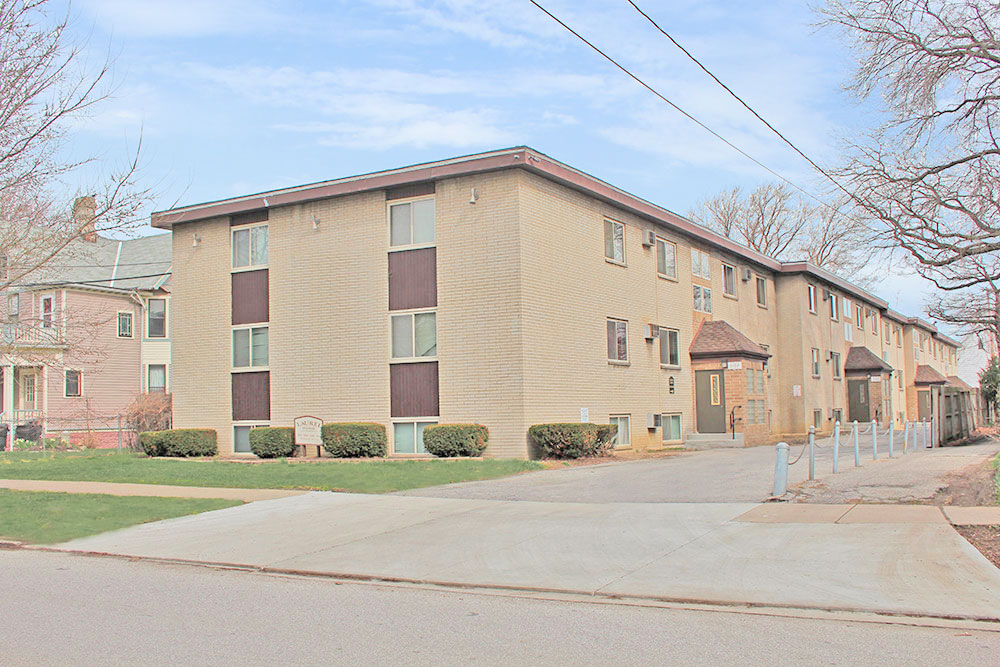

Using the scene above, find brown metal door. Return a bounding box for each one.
[917,390,931,421]
[695,370,726,433]
[848,379,869,423]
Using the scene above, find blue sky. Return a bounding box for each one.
[56,0,935,318]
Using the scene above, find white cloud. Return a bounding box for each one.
[78,0,287,37]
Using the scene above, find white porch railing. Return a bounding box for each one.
[1,321,66,347]
[1,409,43,424]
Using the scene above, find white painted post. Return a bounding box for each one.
[808,426,816,481]
[921,419,927,449]
[888,420,894,458]
[773,442,789,497]
[903,420,910,454]
[832,421,841,474]
[872,419,878,460]
[931,416,937,447]
[853,420,860,467]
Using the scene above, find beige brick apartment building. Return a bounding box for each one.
[151,147,974,457]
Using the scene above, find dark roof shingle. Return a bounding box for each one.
[689,320,770,360]
[844,346,893,373]
[915,364,948,385]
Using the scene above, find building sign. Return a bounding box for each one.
[792,385,802,397]
[294,416,323,446]
[726,361,742,370]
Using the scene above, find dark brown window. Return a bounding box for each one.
[390,361,438,418]
[232,371,270,421]
[388,248,436,311]
[232,269,269,325]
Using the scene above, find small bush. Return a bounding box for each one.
[15,420,42,442]
[249,427,295,458]
[423,424,489,457]
[528,423,615,459]
[12,438,36,451]
[321,423,386,458]
[139,429,217,457]
[124,393,172,449]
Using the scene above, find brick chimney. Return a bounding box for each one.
[73,195,97,243]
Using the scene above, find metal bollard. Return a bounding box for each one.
[931,416,937,447]
[922,419,927,449]
[853,420,860,467]
[903,420,910,454]
[832,421,841,474]
[773,442,789,497]
[808,426,816,481]
[872,419,878,460]
[888,421,894,458]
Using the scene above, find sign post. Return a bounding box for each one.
[294,416,323,458]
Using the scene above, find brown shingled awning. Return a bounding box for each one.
[947,375,973,391]
[915,364,948,385]
[689,320,770,360]
[844,346,893,373]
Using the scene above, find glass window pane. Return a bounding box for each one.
[390,203,411,246]
[416,422,433,454]
[233,329,250,367]
[662,242,675,277]
[234,426,252,453]
[607,320,616,360]
[618,417,629,445]
[250,226,269,265]
[668,330,679,366]
[704,288,712,313]
[411,199,435,244]
[233,229,250,267]
[391,314,413,358]
[693,286,702,311]
[615,321,627,361]
[605,221,615,259]
[394,422,415,454]
[149,365,166,392]
[656,241,666,275]
[148,299,166,338]
[251,327,268,366]
[414,312,436,357]
[612,223,624,262]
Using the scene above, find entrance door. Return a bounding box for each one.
[695,370,726,433]
[848,379,869,423]
[20,372,36,411]
[917,389,932,421]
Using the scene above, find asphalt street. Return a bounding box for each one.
[3,550,999,666]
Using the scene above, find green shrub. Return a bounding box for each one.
[12,438,36,451]
[139,429,217,457]
[528,423,615,459]
[249,427,295,458]
[422,424,489,457]
[321,423,386,458]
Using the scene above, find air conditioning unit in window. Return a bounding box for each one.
[643,230,656,247]
[647,413,662,429]
[645,323,659,340]
[740,267,752,282]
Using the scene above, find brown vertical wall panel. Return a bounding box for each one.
[386,182,435,201]
[232,371,270,421]
[230,209,269,226]
[390,362,439,417]
[232,269,269,324]
[388,248,436,311]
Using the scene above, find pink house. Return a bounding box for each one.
[1,230,172,449]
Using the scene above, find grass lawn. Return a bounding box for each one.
[0,451,543,493]
[0,489,241,544]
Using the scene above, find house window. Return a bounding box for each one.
[148,364,166,393]
[393,420,436,454]
[391,311,437,359]
[856,306,863,329]
[747,369,754,394]
[884,321,890,344]
[898,371,904,389]
[693,285,712,313]
[843,297,851,320]
[390,199,435,247]
[233,326,269,368]
[756,369,764,393]
[0,255,7,280]
[844,321,853,342]
[233,424,267,454]
[659,327,679,367]
[710,375,721,406]
[871,310,878,334]
[604,219,625,264]
[609,415,631,448]
[147,298,166,338]
[813,409,822,429]
[7,293,18,318]
[232,224,269,268]
[40,295,54,328]
[829,292,838,320]
[831,351,841,379]
[755,276,766,307]
[895,326,902,347]
[811,348,821,377]
[746,399,757,425]
[723,264,736,297]
[607,318,628,363]
[691,248,711,279]
[117,311,133,338]
[65,370,82,397]
[807,284,816,313]
[656,238,676,278]
[662,414,682,442]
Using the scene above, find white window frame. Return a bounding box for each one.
[843,297,851,321]
[64,368,83,398]
[722,263,737,297]
[7,292,19,318]
[807,284,816,313]
[607,318,629,364]
[147,298,167,338]
[117,310,133,338]
[233,422,269,454]
[693,285,712,313]
[388,197,436,251]
[829,292,838,321]
[811,348,821,377]
[655,237,677,280]
[390,309,437,362]
[604,218,626,265]
[147,364,167,393]
[831,351,842,379]
[659,327,680,368]
[609,415,631,448]
[40,294,55,329]
[231,222,269,271]
[690,248,711,279]
[755,275,767,307]
[392,418,438,455]
[661,413,683,443]
[232,325,269,370]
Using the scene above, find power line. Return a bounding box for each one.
[527,0,842,214]
[14,271,171,289]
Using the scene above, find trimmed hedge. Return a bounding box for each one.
[249,427,295,458]
[321,422,387,458]
[423,424,489,457]
[139,429,218,457]
[528,423,615,459]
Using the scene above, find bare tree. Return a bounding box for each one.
[821,0,1000,291]
[926,261,1000,345]
[690,183,809,258]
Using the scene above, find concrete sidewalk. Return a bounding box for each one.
[53,493,1000,621]
[0,479,307,502]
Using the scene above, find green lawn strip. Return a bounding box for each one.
[0,451,543,493]
[0,489,241,544]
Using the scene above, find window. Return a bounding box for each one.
[656,238,676,278]
[607,318,628,362]
[755,276,766,307]
[747,400,758,425]
[40,295,54,328]
[856,306,863,329]
[233,326,269,367]
[895,326,902,347]
[693,285,712,313]
[232,224,269,268]
[870,310,878,334]
[64,369,82,397]
[7,293,18,318]
[813,410,822,430]
[807,284,816,313]
[691,248,711,279]
[662,414,682,442]
[710,375,721,406]
[756,369,764,393]
[811,348,821,377]
[898,371,904,389]
[829,292,838,320]
[844,321,853,342]
[148,364,166,393]
[843,297,852,320]
[117,311,133,338]
[884,321,890,344]
[0,255,6,280]
[832,408,843,424]
[604,219,625,263]
[747,369,754,394]
[609,415,630,448]
[391,311,437,359]
[831,351,841,379]
[390,199,435,247]
[659,327,679,367]
[147,298,166,338]
[393,421,436,454]
[723,264,736,297]
[233,424,267,454]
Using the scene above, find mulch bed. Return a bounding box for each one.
[930,448,999,569]
[955,525,1000,569]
